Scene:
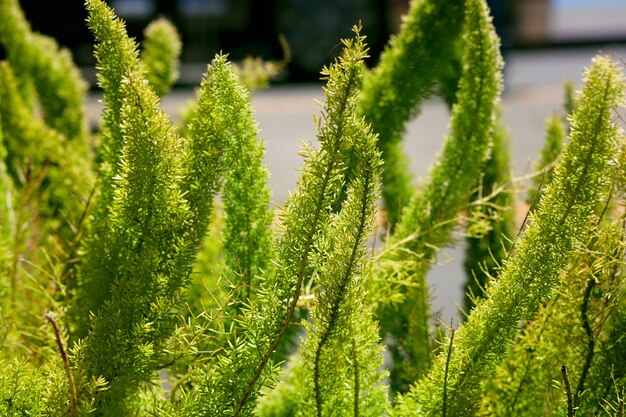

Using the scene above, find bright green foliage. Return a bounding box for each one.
[182,55,273,338]
[268,99,388,417]
[256,354,302,417]
[0,358,68,416]
[0,61,92,248]
[78,69,192,413]
[359,0,465,225]
[396,55,626,417]
[219,63,274,319]
[0,0,89,150]
[181,29,369,417]
[463,119,515,312]
[233,57,285,92]
[369,0,502,393]
[141,18,182,97]
[0,2,93,246]
[0,125,11,291]
[564,79,577,124]
[69,0,148,339]
[72,2,197,412]
[526,114,566,209]
[181,56,234,249]
[480,212,626,416]
[3,0,626,415]
[301,128,388,417]
[85,0,144,208]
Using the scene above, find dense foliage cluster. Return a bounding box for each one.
[0,0,624,415]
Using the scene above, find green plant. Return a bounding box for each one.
[0,0,625,416]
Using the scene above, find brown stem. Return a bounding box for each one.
[44,312,78,416]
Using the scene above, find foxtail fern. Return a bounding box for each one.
[183,54,273,330]
[359,0,465,225]
[0,61,92,249]
[395,54,626,417]
[181,29,369,417]
[262,81,388,417]
[300,120,388,417]
[74,1,197,412]
[141,18,182,97]
[220,63,273,319]
[369,0,502,393]
[78,68,192,413]
[481,210,626,416]
[70,0,147,339]
[0,0,89,150]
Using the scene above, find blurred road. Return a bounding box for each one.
[86,44,626,324]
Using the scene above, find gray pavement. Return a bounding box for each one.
[86,44,626,325]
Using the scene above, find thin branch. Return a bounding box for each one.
[44,312,78,416]
[442,320,455,417]
[575,277,596,408]
[352,339,359,417]
[562,365,575,417]
[60,173,98,282]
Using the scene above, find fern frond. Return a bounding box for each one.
[0,0,89,149]
[141,18,182,97]
[219,65,273,320]
[305,121,388,417]
[182,28,368,417]
[481,212,626,416]
[85,0,144,208]
[79,69,191,413]
[70,0,149,339]
[396,54,626,417]
[359,0,466,225]
[0,61,92,243]
[270,98,388,417]
[370,0,503,393]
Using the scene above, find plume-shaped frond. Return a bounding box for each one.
[302,121,388,417]
[268,101,388,417]
[0,61,92,240]
[395,54,626,417]
[181,28,368,417]
[0,0,89,149]
[69,0,148,339]
[79,70,191,413]
[481,211,626,416]
[369,0,503,393]
[141,18,182,97]
[219,64,274,320]
[359,0,466,225]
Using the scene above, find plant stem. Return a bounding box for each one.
[44,312,77,416]
[442,323,455,417]
[574,278,596,409]
[562,365,574,417]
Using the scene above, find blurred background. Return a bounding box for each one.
[9,0,626,322]
[13,0,626,82]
